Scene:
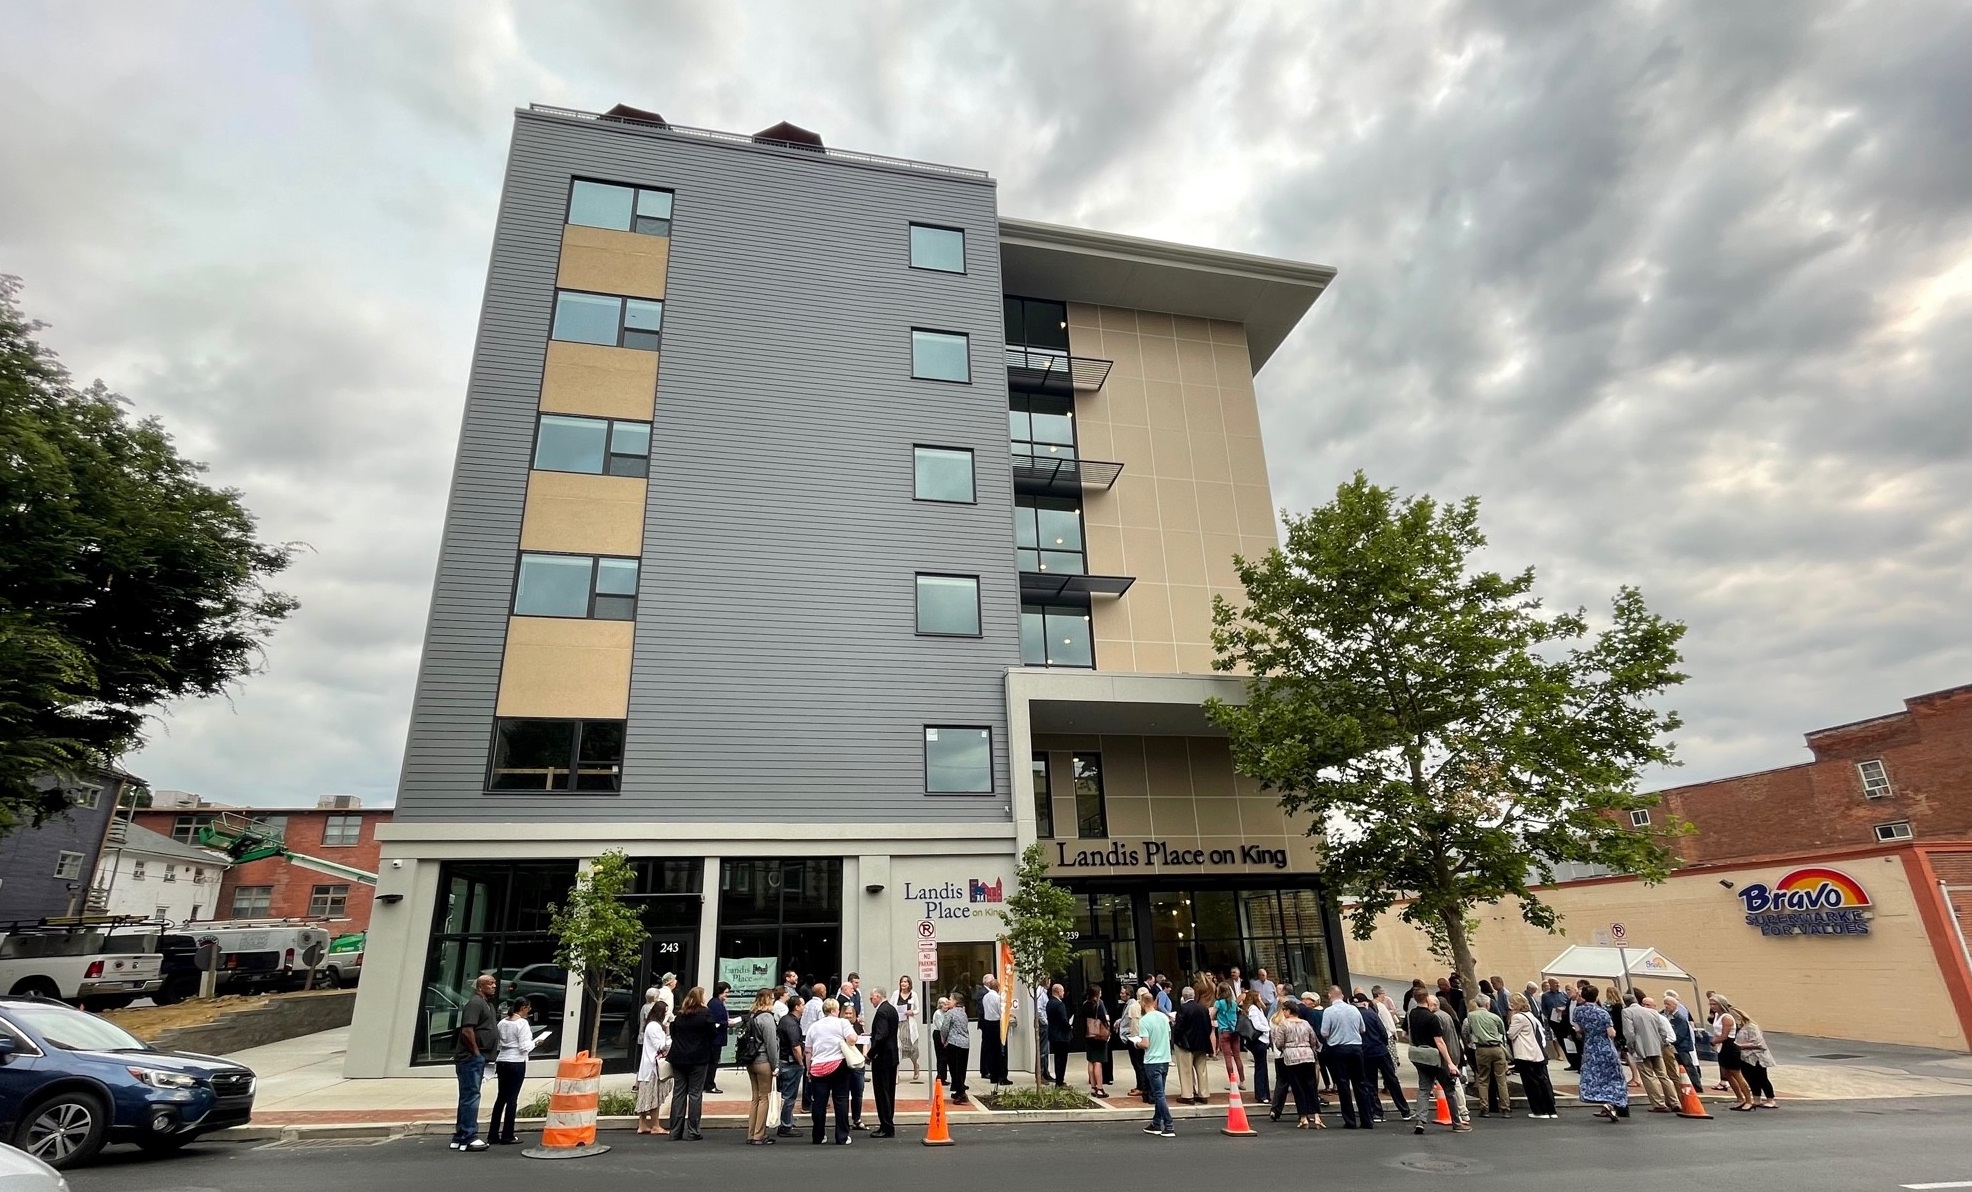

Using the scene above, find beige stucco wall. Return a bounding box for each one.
[494,617,635,719]
[1034,733,1320,877]
[517,471,648,557]
[1348,854,1967,1052]
[555,225,670,299]
[537,341,661,420]
[1066,304,1279,675]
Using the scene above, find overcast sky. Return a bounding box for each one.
[4,1,1968,809]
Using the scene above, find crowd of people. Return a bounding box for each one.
[443,962,1782,1150]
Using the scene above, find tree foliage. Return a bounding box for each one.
[1205,473,1688,991]
[993,843,1078,1085]
[548,849,649,1055]
[0,277,295,834]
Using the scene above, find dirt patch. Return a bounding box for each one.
[105,995,271,1042]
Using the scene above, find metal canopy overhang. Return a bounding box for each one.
[1015,669,1251,738]
[998,218,1337,372]
[1019,571,1135,601]
[1012,455,1123,496]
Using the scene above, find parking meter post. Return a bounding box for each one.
[198,969,216,1000]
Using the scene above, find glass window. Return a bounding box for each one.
[310,884,351,918]
[568,180,675,237]
[534,415,650,477]
[1021,604,1093,667]
[1004,296,1070,352]
[52,851,83,880]
[1857,759,1891,797]
[608,421,652,476]
[594,558,640,620]
[622,299,664,351]
[916,574,981,636]
[322,815,362,847]
[911,330,970,383]
[417,861,579,1065]
[1032,753,1054,838]
[69,785,100,810]
[1010,393,1077,462]
[231,886,272,917]
[1073,753,1106,837]
[925,726,992,794]
[171,814,214,844]
[514,554,639,620]
[717,859,843,1001]
[1015,496,1087,575]
[488,719,626,792]
[914,446,974,503]
[909,224,966,273]
[552,291,664,352]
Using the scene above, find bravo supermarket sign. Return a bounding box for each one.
[1737,867,1873,936]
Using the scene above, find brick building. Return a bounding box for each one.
[132,795,390,932]
[1651,683,1972,865]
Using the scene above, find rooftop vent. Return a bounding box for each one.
[601,104,669,129]
[315,794,362,810]
[752,120,824,151]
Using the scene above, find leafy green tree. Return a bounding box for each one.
[0,277,295,834]
[548,850,649,1054]
[1206,473,1688,992]
[993,843,1078,1084]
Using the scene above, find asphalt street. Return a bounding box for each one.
[71,1098,1972,1192]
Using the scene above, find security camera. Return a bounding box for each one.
[865,882,885,894]
[391,859,403,870]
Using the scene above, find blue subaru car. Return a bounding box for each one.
[0,997,255,1169]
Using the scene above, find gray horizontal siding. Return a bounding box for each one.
[396,113,1015,824]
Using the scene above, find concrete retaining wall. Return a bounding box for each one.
[153,990,357,1056]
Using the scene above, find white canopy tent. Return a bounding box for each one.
[1542,945,1702,1006]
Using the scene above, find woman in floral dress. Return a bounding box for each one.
[1571,985,1629,1121]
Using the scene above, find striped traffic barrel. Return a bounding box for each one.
[539,1051,603,1149]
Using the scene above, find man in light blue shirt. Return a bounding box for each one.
[1133,999,1175,1137]
[1320,987,1377,1129]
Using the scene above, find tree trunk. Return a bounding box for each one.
[588,990,603,1056]
[1440,907,1480,1003]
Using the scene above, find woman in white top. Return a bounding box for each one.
[894,975,921,1082]
[634,1000,672,1134]
[803,999,860,1144]
[488,997,539,1145]
[1505,993,1557,1118]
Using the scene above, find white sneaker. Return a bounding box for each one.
[463,1138,489,1152]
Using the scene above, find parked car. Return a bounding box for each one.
[0,923,162,1012]
[322,933,364,989]
[0,998,255,1169]
[0,1142,67,1192]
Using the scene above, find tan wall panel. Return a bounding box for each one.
[495,617,634,720]
[556,225,670,299]
[538,341,660,420]
[519,471,647,556]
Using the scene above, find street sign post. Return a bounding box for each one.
[917,940,939,983]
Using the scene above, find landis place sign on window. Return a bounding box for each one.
[1052,840,1291,870]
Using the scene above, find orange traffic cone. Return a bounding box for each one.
[1220,1058,1258,1137]
[1433,1087,1454,1125]
[922,1079,955,1146]
[1675,1080,1714,1120]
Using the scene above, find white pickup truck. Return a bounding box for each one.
[0,922,163,1010]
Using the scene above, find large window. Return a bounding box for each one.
[1072,753,1107,838]
[1021,603,1093,667]
[925,726,992,794]
[552,291,664,351]
[913,446,975,503]
[171,815,214,844]
[488,719,626,792]
[909,224,966,273]
[1016,495,1086,575]
[534,415,651,478]
[322,815,362,847]
[52,851,83,880]
[717,859,843,1009]
[1144,887,1332,996]
[1009,393,1076,463]
[911,329,970,383]
[231,886,272,917]
[1004,296,1069,352]
[417,861,578,1064]
[514,553,639,620]
[567,180,674,237]
[1032,753,1054,838]
[1857,759,1892,798]
[915,574,981,637]
[310,885,351,918]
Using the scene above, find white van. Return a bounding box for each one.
[189,922,331,994]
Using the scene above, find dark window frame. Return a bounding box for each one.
[566,178,677,237]
[1032,753,1054,838]
[910,327,972,384]
[912,444,977,505]
[1010,392,1079,463]
[1874,820,1913,842]
[309,884,352,919]
[1015,494,1088,575]
[914,572,983,638]
[511,550,641,621]
[923,725,995,795]
[551,288,665,352]
[1021,601,1096,668]
[531,413,653,478]
[1004,295,1071,353]
[1073,752,1107,838]
[907,222,967,275]
[486,717,628,794]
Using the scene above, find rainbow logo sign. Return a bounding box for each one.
[1737,867,1872,936]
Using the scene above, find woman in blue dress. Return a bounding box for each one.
[1571,985,1629,1121]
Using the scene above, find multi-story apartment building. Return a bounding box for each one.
[133,793,388,932]
[0,766,146,923]
[346,105,1338,1077]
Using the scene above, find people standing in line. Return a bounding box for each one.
[1354,989,1410,1122]
[1622,994,1678,1113]
[1709,994,1754,1110]
[803,998,859,1146]
[782,969,802,999]
[840,1000,869,1130]
[634,1000,673,1135]
[1572,985,1629,1122]
[1032,979,1051,1081]
[1403,979,1429,1015]
[1488,975,1511,1020]
[704,981,733,1095]
[1276,997,1324,1129]
[1440,975,1468,1021]
[894,975,921,1084]
[488,995,538,1145]
[1154,975,1174,1014]
[1505,993,1558,1119]
[1120,985,1148,1099]
[664,987,716,1140]
[1046,983,1074,1087]
[1663,992,1702,1091]
[1172,986,1213,1104]
[1406,992,1471,1134]
[867,986,900,1137]
[1462,994,1511,1117]
[1252,967,1279,1014]
[1080,984,1113,1097]
[932,995,952,1088]
[1210,982,1245,1089]
[1318,987,1377,1130]
[740,988,780,1145]
[936,995,972,1103]
[1241,990,1272,1105]
[801,984,827,1031]
[450,973,498,1152]
[774,993,805,1138]
[1540,979,1575,1068]
[979,974,1006,1088]
[1266,1000,1295,1121]
[1731,1002,1778,1108]
[1131,989,1176,1137]
[837,973,863,1017]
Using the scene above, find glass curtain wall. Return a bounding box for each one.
[416,861,577,1066]
[715,859,843,1000]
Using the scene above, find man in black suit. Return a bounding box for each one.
[867,987,900,1137]
[1045,983,1074,1087]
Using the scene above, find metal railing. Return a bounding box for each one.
[1005,345,1113,392]
[527,105,990,180]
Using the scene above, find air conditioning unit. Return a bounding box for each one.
[316,794,362,810]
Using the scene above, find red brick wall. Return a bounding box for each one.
[131,808,389,931]
[1656,685,1972,865]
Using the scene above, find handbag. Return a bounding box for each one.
[1407,1044,1441,1070]
[656,1057,673,1081]
[841,1040,866,1070]
[1088,1017,1112,1043]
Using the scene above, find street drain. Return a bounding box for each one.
[256,1137,397,1150]
[1393,1155,1476,1174]
[1809,1052,1866,1060]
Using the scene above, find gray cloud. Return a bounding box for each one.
[2,0,1967,805]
